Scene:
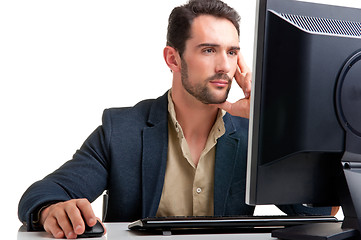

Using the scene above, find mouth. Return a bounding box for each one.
[209,79,230,88]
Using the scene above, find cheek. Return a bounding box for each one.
[188,57,211,69]
[187,58,213,76]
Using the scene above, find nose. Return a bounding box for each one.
[215,52,231,73]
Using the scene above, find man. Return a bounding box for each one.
[18,0,332,239]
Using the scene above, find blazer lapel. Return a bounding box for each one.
[141,93,169,218]
[214,114,240,216]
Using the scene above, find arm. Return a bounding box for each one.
[39,199,99,239]
[331,206,340,216]
[18,111,112,237]
[277,204,339,216]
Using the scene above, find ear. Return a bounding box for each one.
[163,46,181,72]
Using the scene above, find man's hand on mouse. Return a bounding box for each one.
[40,198,105,239]
[213,52,252,119]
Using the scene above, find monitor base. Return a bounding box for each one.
[272,222,360,240]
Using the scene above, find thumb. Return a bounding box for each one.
[214,101,233,113]
[213,99,250,119]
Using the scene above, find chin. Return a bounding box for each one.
[208,90,229,104]
[209,98,227,104]
[203,94,228,105]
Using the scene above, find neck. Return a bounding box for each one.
[170,72,223,166]
[170,85,219,140]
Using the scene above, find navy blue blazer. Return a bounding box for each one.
[18,91,331,230]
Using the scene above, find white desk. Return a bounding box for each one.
[18,222,276,240]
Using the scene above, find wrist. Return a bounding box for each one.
[30,203,52,230]
[39,204,51,226]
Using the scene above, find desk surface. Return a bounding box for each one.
[17,222,276,240]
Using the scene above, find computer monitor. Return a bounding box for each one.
[246,0,361,238]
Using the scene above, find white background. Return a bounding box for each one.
[1,0,360,238]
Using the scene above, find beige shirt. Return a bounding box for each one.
[156,90,226,217]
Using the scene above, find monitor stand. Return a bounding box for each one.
[272,222,359,240]
[272,135,361,240]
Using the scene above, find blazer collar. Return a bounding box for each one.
[214,113,241,215]
[223,113,238,136]
[141,91,169,217]
[146,91,169,127]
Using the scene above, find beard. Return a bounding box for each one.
[181,58,232,104]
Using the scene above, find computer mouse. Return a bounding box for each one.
[78,220,105,238]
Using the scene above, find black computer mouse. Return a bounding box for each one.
[78,220,105,238]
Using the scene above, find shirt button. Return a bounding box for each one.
[196,188,202,194]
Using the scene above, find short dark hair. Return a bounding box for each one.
[167,0,241,57]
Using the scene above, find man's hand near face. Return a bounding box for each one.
[39,199,105,239]
[214,53,252,118]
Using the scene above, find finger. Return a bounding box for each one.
[216,98,250,119]
[243,72,252,98]
[234,55,244,83]
[54,209,77,239]
[43,216,65,239]
[235,71,252,98]
[237,52,251,73]
[216,101,233,114]
[234,53,252,97]
[65,202,85,235]
[76,199,97,227]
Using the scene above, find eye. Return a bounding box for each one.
[228,50,238,56]
[202,48,215,54]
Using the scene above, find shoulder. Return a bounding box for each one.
[101,92,168,129]
[104,99,154,121]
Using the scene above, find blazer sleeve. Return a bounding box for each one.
[18,109,112,231]
[277,204,332,216]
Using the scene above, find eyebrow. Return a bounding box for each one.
[196,43,240,51]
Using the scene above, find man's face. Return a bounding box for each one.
[180,15,240,104]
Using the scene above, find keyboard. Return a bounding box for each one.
[128,215,338,234]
